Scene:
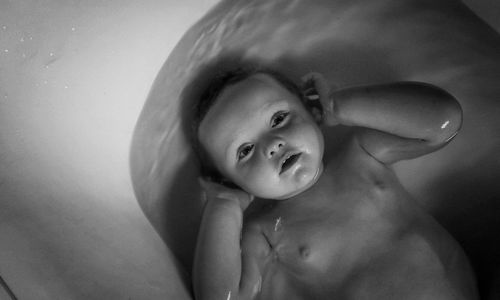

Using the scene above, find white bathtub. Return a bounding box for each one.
[1,0,499,299]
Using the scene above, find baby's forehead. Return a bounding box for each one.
[220,74,296,107]
[209,81,293,121]
[198,71,307,140]
[199,76,295,139]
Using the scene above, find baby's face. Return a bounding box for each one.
[199,74,324,199]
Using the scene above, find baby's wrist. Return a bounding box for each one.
[199,177,253,210]
[322,94,340,126]
[208,195,244,213]
[208,191,253,211]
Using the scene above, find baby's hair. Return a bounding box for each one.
[192,66,304,187]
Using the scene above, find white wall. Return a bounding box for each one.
[0,1,217,299]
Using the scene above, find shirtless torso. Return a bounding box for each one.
[193,75,478,300]
[242,132,477,300]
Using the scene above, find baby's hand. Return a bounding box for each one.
[302,72,339,126]
[198,177,254,211]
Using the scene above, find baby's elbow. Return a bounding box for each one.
[441,101,462,143]
[430,89,463,145]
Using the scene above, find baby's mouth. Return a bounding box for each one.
[279,152,302,174]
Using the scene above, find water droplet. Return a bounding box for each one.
[43,80,48,84]
[2,25,7,30]
[29,36,33,40]
[20,37,24,42]
[149,161,158,175]
[441,120,450,129]
[274,217,283,232]
[253,276,262,294]
[3,49,8,53]
[22,53,26,58]
[49,52,54,57]
[71,27,76,32]
[44,65,49,69]
[64,85,69,89]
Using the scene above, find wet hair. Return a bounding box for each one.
[192,66,304,187]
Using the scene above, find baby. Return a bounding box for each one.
[191,68,478,299]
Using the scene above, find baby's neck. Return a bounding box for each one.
[274,162,325,200]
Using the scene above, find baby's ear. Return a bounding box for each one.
[300,73,324,124]
[301,72,336,96]
[310,107,323,124]
[301,72,320,99]
[300,72,339,124]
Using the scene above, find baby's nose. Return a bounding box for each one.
[267,140,284,158]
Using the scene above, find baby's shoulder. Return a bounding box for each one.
[322,127,374,163]
[322,139,383,180]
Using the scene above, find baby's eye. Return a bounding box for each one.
[271,111,289,128]
[237,144,254,161]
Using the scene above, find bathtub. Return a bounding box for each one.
[0,0,499,299]
[131,0,500,299]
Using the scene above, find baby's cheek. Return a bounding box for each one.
[251,171,278,192]
[247,169,283,198]
[234,165,265,191]
[293,124,322,150]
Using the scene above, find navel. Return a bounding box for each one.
[373,178,386,191]
[299,245,311,259]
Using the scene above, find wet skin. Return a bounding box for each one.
[242,134,476,299]
[194,74,478,299]
[198,74,324,200]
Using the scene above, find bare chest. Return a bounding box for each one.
[243,185,407,271]
[240,161,463,299]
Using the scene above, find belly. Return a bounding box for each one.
[343,233,466,300]
[246,216,476,300]
[243,173,477,299]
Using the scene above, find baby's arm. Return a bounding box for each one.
[307,75,462,163]
[193,179,259,300]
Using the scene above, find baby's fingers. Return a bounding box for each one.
[198,177,254,208]
[301,73,328,123]
[301,72,331,103]
[198,177,230,199]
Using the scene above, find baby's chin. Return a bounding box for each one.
[257,162,324,200]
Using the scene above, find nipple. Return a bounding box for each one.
[274,217,283,232]
[299,246,310,259]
